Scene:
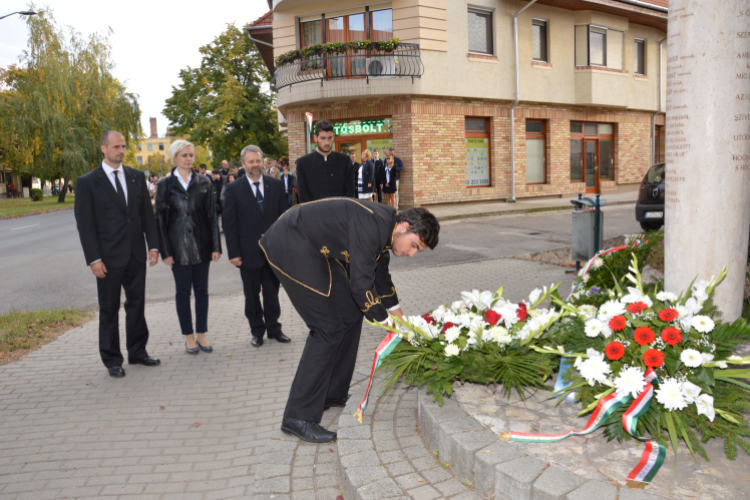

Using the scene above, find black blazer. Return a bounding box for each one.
[74,165,159,268]
[358,159,375,194]
[223,175,287,270]
[295,150,355,202]
[378,165,398,194]
[280,173,295,193]
[154,170,221,266]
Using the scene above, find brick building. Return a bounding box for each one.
[249,0,668,208]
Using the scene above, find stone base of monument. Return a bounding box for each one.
[442,378,750,500]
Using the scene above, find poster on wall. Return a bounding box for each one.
[465,138,490,186]
[366,138,394,154]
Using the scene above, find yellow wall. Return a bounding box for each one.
[135,137,174,166]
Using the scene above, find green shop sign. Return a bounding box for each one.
[329,119,392,137]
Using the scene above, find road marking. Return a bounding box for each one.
[11,224,39,231]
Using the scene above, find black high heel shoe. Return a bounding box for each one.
[196,340,213,353]
[185,341,199,355]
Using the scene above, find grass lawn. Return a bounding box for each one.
[0,309,92,365]
[0,195,75,219]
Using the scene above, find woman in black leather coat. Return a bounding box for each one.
[155,140,221,355]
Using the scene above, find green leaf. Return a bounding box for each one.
[663,411,680,462]
[431,342,442,352]
[665,356,677,377]
[715,376,750,391]
[694,367,715,388]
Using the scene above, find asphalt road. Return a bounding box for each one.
[0,204,641,314]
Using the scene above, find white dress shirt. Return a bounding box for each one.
[246,175,265,198]
[175,171,193,191]
[101,161,128,204]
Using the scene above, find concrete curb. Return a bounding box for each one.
[433,200,635,222]
[416,389,663,500]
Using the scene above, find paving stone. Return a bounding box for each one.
[449,430,496,483]
[433,478,467,497]
[421,403,467,455]
[395,472,427,490]
[420,467,453,484]
[533,466,587,500]
[566,480,619,500]
[409,484,442,500]
[255,476,291,494]
[338,439,374,456]
[337,425,372,440]
[494,456,547,500]
[256,463,292,479]
[385,461,416,477]
[473,442,525,498]
[617,489,661,500]
[339,450,381,468]
[356,477,403,500]
[438,418,484,466]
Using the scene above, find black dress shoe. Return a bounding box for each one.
[281,418,337,443]
[108,366,125,378]
[324,394,352,410]
[251,337,263,347]
[128,356,161,366]
[270,332,291,343]
[185,342,199,355]
[196,340,213,353]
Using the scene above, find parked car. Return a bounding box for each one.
[635,162,664,231]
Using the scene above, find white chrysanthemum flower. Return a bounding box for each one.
[621,288,653,308]
[729,355,743,361]
[442,312,460,326]
[701,352,715,364]
[715,361,728,369]
[488,326,511,344]
[579,356,612,386]
[601,325,613,339]
[692,315,715,333]
[680,349,703,368]
[695,394,715,422]
[598,300,626,321]
[444,344,460,357]
[584,319,604,338]
[494,305,520,329]
[443,326,461,344]
[431,306,447,323]
[681,381,702,404]
[592,257,604,269]
[460,290,494,311]
[451,300,466,312]
[614,366,646,398]
[577,305,598,320]
[656,378,688,411]
[656,291,678,302]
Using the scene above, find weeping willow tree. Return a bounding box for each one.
[0,5,141,202]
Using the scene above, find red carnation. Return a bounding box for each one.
[605,341,625,361]
[422,314,435,325]
[484,310,501,326]
[627,302,648,314]
[660,327,683,346]
[517,303,528,322]
[658,308,679,322]
[643,349,665,368]
[633,326,655,346]
[441,322,456,333]
[609,315,627,332]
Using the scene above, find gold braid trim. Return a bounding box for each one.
[341,250,350,263]
[360,291,382,312]
[379,286,397,300]
[320,246,330,258]
[258,240,332,297]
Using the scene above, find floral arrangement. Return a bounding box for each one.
[275,38,401,67]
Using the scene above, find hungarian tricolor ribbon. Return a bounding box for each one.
[499,367,666,488]
[353,331,402,424]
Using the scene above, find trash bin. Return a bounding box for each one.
[570,195,606,262]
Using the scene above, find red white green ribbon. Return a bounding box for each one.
[500,368,666,488]
[354,331,402,423]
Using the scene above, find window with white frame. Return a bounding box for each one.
[575,25,624,69]
[532,19,548,62]
[634,39,645,75]
[468,8,493,55]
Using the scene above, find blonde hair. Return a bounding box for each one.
[168,139,194,164]
[361,150,372,160]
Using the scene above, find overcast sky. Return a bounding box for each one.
[0,1,270,137]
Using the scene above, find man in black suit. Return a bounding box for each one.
[74,130,161,378]
[372,149,384,203]
[260,200,440,443]
[349,152,360,196]
[223,145,290,348]
[295,120,355,202]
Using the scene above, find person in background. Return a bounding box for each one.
[357,150,375,202]
[391,148,403,209]
[220,171,237,207]
[211,169,224,232]
[295,120,355,202]
[155,140,221,355]
[220,160,231,181]
[199,164,211,180]
[349,152,360,195]
[379,153,397,209]
[373,149,384,203]
[279,157,294,208]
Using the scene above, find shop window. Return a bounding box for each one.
[634,39,645,75]
[575,25,623,69]
[465,117,490,187]
[147,143,153,151]
[570,139,583,181]
[532,19,548,62]
[526,120,546,184]
[570,122,616,184]
[468,9,493,55]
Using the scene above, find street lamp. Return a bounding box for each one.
[0,11,37,21]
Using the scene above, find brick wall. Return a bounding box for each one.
[284,96,661,207]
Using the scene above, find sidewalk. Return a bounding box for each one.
[0,257,574,500]
[426,187,638,221]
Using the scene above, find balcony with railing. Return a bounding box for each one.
[274,43,423,91]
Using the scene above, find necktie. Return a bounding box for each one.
[113,170,127,207]
[253,181,264,212]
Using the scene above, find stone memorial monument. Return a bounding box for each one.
[665,0,750,320]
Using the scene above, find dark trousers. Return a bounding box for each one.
[171,261,210,335]
[286,193,292,208]
[240,263,282,339]
[376,185,382,203]
[95,254,149,367]
[275,261,364,423]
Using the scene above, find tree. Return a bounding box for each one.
[0,6,141,202]
[145,153,171,177]
[164,24,286,163]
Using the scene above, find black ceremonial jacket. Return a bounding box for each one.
[259,198,399,322]
[155,169,221,266]
[295,150,355,202]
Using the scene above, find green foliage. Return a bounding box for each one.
[0,5,141,203]
[275,38,402,66]
[164,24,286,165]
[29,188,43,202]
